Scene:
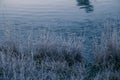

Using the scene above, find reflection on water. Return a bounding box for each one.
[76,0,93,13]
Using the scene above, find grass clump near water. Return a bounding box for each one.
[88,30,120,80]
[33,33,82,67]
[94,30,120,70]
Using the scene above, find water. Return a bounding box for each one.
[0,0,120,61]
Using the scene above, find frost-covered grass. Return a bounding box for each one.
[91,30,120,80]
[94,30,120,68]
[0,33,84,80]
[0,31,120,80]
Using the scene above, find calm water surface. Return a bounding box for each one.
[0,0,120,61]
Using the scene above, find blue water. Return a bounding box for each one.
[0,0,120,34]
[0,0,120,61]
